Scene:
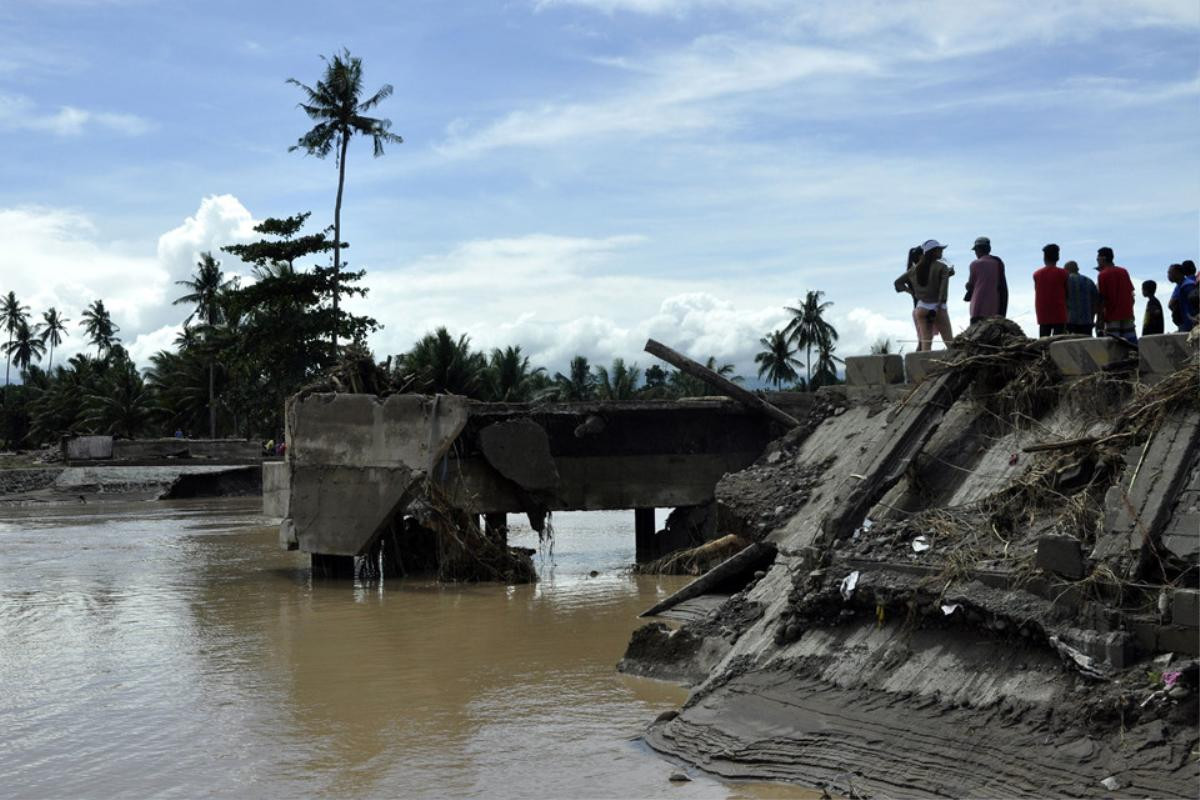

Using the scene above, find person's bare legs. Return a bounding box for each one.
[913,308,934,351]
[934,306,955,346]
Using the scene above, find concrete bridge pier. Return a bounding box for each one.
[635,508,656,563]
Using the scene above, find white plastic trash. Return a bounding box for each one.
[840,571,860,600]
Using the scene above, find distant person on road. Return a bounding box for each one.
[1033,243,1069,336]
[174,429,184,439]
[1095,247,1137,343]
[963,236,1008,324]
[1065,261,1098,336]
[1141,280,1164,336]
[1167,263,1198,332]
[899,239,955,351]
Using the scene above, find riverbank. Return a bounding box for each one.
[624,324,1199,798]
[0,464,261,503]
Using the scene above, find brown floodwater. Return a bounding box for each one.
[0,499,818,799]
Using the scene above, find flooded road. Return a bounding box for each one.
[0,499,815,799]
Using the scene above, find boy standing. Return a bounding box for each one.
[1141,280,1164,336]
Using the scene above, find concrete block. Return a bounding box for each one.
[1049,337,1135,377]
[478,419,560,491]
[65,435,113,460]
[1035,535,1085,579]
[844,354,904,386]
[1139,332,1198,383]
[904,350,954,384]
[1171,589,1199,629]
[262,461,290,518]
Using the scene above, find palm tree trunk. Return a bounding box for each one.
[48,341,54,372]
[806,345,812,392]
[4,330,11,408]
[332,131,349,355]
[208,361,216,439]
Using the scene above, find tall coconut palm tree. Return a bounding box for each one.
[755,330,801,388]
[783,291,838,391]
[5,318,47,375]
[174,252,235,438]
[79,299,120,358]
[1,291,30,404]
[594,358,641,401]
[38,307,68,371]
[289,49,402,354]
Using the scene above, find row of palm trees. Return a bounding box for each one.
[1,292,120,397]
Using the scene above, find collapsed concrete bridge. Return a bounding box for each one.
[264,391,813,573]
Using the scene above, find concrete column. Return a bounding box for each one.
[635,508,656,563]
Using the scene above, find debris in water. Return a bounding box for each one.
[912,536,931,552]
[1100,776,1120,791]
[840,571,860,600]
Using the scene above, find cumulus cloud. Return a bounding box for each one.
[352,233,801,378]
[0,194,257,364]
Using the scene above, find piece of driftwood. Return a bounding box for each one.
[644,338,800,428]
[639,541,777,618]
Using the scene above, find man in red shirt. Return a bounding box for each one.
[1032,243,1068,336]
[1095,246,1136,343]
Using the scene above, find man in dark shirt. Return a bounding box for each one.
[1168,262,1198,332]
[1141,280,1164,336]
[1095,247,1136,343]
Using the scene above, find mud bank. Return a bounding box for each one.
[623,323,1200,798]
[0,465,261,504]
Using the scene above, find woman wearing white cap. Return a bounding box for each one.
[897,239,955,351]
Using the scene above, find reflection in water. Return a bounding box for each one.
[0,500,816,799]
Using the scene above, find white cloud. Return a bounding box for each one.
[0,195,257,364]
[353,233,797,377]
[0,93,153,136]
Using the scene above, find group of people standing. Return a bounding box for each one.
[895,239,1198,351]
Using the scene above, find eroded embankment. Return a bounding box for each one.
[623,322,1200,798]
[0,465,261,503]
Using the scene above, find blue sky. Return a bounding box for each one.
[2,0,1197,377]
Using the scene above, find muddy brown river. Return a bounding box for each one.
[0,498,816,799]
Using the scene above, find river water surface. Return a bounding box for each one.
[0,499,815,799]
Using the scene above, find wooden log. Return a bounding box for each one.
[644,338,800,428]
[639,541,777,618]
[1022,436,1101,453]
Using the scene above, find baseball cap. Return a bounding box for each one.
[973,236,990,249]
[921,239,947,252]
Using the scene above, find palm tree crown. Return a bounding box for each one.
[38,307,68,371]
[174,252,235,328]
[783,290,838,391]
[5,318,46,374]
[2,291,30,399]
[755,330,801,388]
[289,49,402,354]
[79,299,120,357]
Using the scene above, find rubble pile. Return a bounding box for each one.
[624,321,1199,797]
